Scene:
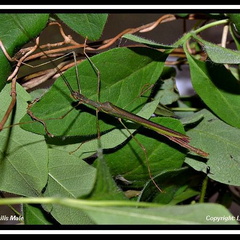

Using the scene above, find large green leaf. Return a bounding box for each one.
[0,14,49,91]
[20,47,167,137]
[43,148,96,224]
[57,13,108,41]
[81,203,238,224]
[0,83,48,197]
[186,49,240,129]
[101,117,186,189]
[184,109,240,186]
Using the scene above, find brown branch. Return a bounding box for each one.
[7,37,40,81]
[86,14,177,51]
[0,76,17,131]
[19,14,178,65]
[0,38,40,131]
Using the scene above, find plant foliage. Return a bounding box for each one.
[0,13,239,226]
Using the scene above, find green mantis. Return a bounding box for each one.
[34,39,209,158]
[70,90,208,157]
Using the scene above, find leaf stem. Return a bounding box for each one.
[0,197,162,209]
[171,107,199,112]
[173,19,229,47]
[199,175,209,203]
[193,19,229,35]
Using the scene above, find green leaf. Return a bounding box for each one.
[186,49,240,129]
[0,14,49,91]
[227,14,240,35]
[43,148,96,224]
[184,109,240,186]
[56,13,108,41]
[23,204,53,225]
[86,157,127,201]
[46,148,96,198]
[139,167,200,204]
[102,117,186,189]
[20,47,167,137]
[0,83,48,197]
[192,34,240,64]
[122,33,177,49]
[155,71,179,106]
[81,203,238,224]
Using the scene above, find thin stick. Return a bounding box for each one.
[0,76,17,131]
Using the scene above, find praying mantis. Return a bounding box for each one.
[0,14,208,194]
